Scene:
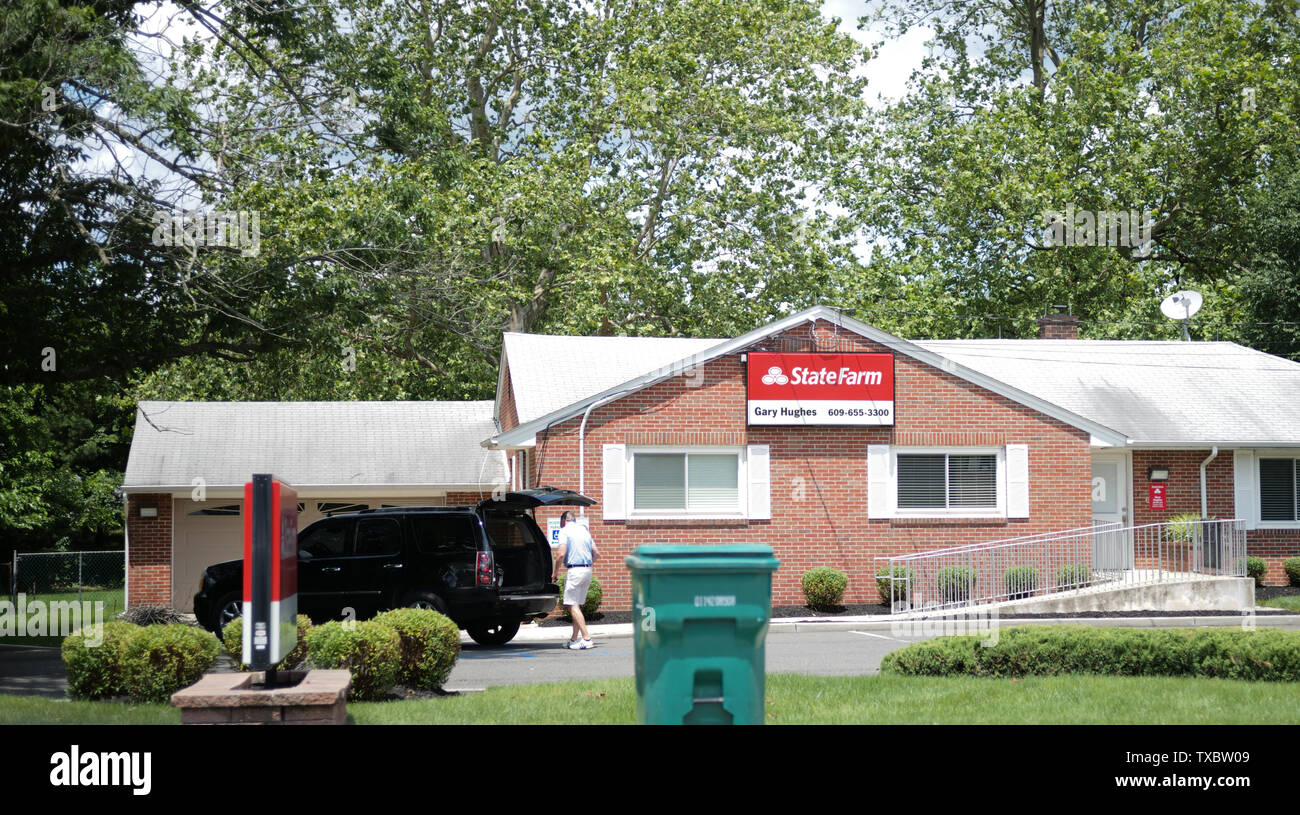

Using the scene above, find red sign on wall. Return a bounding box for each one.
[747,352,894,425]
[1148,483,1167,511]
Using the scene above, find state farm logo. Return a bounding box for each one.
[791,366,883,386]
[760,366,789,386]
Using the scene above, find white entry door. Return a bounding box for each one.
[1090,453,1132,570]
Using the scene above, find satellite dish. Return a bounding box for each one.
[1160,290,1202,320]
[1160,290,1202,340]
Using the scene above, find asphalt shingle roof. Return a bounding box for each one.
[502,331,725,425]
[127,320,1300,492]
[912,340,1300,445]
[123,400,506,489]
[502,327,1300,446]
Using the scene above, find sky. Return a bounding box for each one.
[822,0,934,104]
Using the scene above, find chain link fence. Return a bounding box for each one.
[9,550,126,616]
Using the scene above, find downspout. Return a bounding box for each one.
[578,389,636,517]
[115,488,129,609]
[1200,446,1218,518]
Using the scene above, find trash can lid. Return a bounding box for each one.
[624,544,779,571]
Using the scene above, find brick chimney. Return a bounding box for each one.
[1038,306,1079,340]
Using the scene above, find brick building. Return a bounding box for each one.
[122,305,1300,611]
[489,306,1300,610]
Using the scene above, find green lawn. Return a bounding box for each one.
[0,695,181,725]
[3,588,125,646]
[349,674,1300,725]
[8,673,1299,725]
[14,587,126,613]
[1259,595,1300,611]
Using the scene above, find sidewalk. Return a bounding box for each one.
[505,608,1300,644]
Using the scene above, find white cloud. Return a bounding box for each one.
[821,0,934,106]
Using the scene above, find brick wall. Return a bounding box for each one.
[447,490,497,506]
[530,320,1095,610]
[1130,450,1300,585]
[126,493,172,606]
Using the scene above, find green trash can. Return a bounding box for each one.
[625,544,780,725]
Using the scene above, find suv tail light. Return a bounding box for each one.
[477,551,494,587]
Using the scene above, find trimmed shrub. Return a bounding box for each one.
[802,567,849,610]
[120,605,189,626]
[1285,557,1300,587]
[372,608,461,690]
[1004,566,1039,600]
[121,624,221,703]
[1245,556,1268,582]
[222,617,242,666]
[875,566,914,604]
[881,625,1300,681]
[557,573,603,618]
[937,565,976,604]
[1056,563,1092,588]
[62,621,139,700]
[305,620,401,701]
[222,614,313,671]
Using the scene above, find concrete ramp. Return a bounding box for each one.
[984,574,1254,614]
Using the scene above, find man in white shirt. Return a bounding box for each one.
[554,511,598,650]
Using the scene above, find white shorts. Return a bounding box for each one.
[563,567,593,606]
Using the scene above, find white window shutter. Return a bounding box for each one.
[1006,444,1029,518]
[867,444,891,519]
[1234,450,1256,530]
[602,444,626,520]
[747,445,771,520]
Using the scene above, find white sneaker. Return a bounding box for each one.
[566,639,586,650]
[581,638,594,649]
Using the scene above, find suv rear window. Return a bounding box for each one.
[411,514,481,554]
[355,517,403,556]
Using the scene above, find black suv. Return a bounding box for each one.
[193,487,593,645]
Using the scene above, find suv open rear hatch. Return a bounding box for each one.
[477,487,595,513]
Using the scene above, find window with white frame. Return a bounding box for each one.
[602,443,770,521]
[897,453,998,510]
[1259,458,1300,522]
[632,451,741,515]
[868,444,1028,519]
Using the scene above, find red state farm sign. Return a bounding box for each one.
[1149,483,1167,511]
[747,352,894,425]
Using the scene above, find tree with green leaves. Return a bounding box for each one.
[844,0,1300,344]
[0,0,333,387]
[144,0,873,402]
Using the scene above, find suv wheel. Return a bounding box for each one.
[214,591,242,634]
[402,591,450,616]
[466,620,521,646]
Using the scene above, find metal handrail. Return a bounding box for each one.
[877,518,1247,616]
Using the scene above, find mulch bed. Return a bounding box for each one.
[1255,585,1300,602]
[381,686,462,700]
[536,612,619,627]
